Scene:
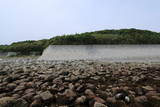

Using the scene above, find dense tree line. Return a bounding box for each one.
[0,40,48,54]
[0,29,160,54]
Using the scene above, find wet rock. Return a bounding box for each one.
[96,90,110,99]
[14,98,29,107]
[40,91,53,101]
[57,106,68,107]
[40,82,49,91]
[44,75,55,81]
[48,65,55,69]
[115,93,124,100]
[57,85,65,92]
[56,89,76,105]
[86,83,95,90]
[148,96,160,107]
[142,86,154,92]
[33,95,42,101]
[24,88,35,94]
[113,71,119,75]
[60,71,69,76]
[145,91,159,97]
[106,97,116,103]
[0,93,7,98]
[3,76,13,83]
[14,69,24,74]
[52,77,63,84]
[76,85,85,92]
[78,75,88,79]
[10,74,20,81]
[65,75,79,82]
[94,97,106,104]
[7,83,17,91]
[75,96,86,104]
[68,83,74,90]
[85,89,106,105]
[109,101,128,107]
[26,82,36,88]
[22,93,35,102]
[0,97,15,107]
[134,96,148,103]
[72,70,80,76]
[63,89,77,98]
[88,99,95,107]
[91,76,101,81]
[14,85,26,92]
[124,96,130,103]
[17,90,24,95]
[30,99,43,107]
[132,76,140,82]
[120,86,129,91]
[12,94,21,99]
[35,81,43,87]
[56,94,67,105]
[153,77,160,81]
[0,71,7,75]
[128,90,136,96]
[115,92,127,101]
[135,87,144,96]
[85,89,96,99]
[93,102,108,107]
[129,102,144,107]
[111,87,120,94]
[3,74,20,83]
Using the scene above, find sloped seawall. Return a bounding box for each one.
[39,45,160,62]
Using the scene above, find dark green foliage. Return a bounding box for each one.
[0,28,160,54]
[50,34,96,45]
[0,39,48,54]
[0,45,8,52]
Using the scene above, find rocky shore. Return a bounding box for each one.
[0,58,160,107]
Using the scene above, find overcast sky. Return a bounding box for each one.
[0,0,160,45]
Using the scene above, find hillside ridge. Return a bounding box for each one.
[0,28,160,55]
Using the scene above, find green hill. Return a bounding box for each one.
[0,28,160,55]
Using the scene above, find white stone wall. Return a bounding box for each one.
[39,45,160,62]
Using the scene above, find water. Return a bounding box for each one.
[39,45,160,62]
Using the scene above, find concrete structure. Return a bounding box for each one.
[7,52,18,57]
[39,45,160,62]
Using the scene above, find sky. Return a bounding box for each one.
[0,0,160,45]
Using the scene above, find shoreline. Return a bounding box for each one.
[0,58,160,107]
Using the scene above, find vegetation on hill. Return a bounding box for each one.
[0,28,160,54]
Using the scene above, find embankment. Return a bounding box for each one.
[39,45,160,62]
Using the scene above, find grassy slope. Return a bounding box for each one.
[0,28,160,54]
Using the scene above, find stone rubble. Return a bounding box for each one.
[0,58,160,107]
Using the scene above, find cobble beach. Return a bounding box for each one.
[0,58,160,107]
